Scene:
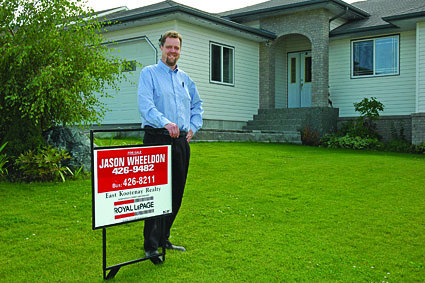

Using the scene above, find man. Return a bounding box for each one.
[137,31,203,264]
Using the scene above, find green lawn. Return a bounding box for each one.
[1,143,424,282]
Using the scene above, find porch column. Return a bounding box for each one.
[311,10,330,107]
[259,42,276,109]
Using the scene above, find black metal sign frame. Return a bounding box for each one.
[90,128,172,280]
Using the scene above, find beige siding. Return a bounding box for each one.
[329,17,347,32]
[97,21,174,124]
[417,22,425,112]
[97,38,156,124]
[329,31,417,117]
[175,21,260,122]
[283,34,311,53]
[102,20,260,123]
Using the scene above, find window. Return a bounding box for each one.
[304,56,312,83]
[352,35,399,78]
[111,60,137,73]
[122,60,137,72]
[290,57,297,83]
[210,42,234,85]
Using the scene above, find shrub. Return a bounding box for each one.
[321,134,380,150]
[353,97,385,139]
[415,142,425,154]
[301,125,320,146]
[354,97,385,121]
[1,116,46,158]
[0,142,9,178]
[15,146,73,182]
[381,140,412,153]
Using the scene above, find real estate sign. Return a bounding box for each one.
[92,145,172,229]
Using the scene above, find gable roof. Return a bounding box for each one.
[99,0,276,42]
[97,0,425,41]
[331,0,425,36]
[220,0,369,22]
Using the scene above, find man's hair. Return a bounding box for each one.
[160,31,182,47]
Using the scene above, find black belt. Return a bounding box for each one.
[144,126,187,137]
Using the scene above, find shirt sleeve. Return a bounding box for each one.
[187,78,204,134]
[137,67,171,128]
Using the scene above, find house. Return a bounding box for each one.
[96,0,425,144]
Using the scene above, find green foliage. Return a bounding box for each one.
[321,134,425,154]
[323,98,385,143]
[0,0,130,160]
[320,97,389,150]
[1,115,46,158]
[320,134,380,150]
[380,139,412,153]
[300,125,320,146]
[390,120,406,141]
[352,97,384,139]
[0,0,126,130]
[416,141,425,154]
[15,146,73,182]
[353,97,385,121]
[0,142,9,178]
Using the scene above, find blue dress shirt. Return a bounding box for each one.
[137,60,203,134]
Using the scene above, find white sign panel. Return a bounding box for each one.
[92,145,172,229]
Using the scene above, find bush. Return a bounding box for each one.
[381,140,412,153]
[1,116,46,158]
[1,0,131,169]
[0,142,9,179]
[301,125,320,146]
[15,146,73,182]
[352,97,385,140]
[353,97,384,121]
[320,134,380,150]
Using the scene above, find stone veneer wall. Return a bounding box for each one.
[259,8,330,109]
[412,113,425,145]
[338,115,413,143]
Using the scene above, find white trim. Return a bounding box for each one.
[416,22,423,113]
[209,42,235,86]
[351,34,400,78]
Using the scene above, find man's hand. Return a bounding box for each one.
[186,129,194,143]
[165,123,180,138]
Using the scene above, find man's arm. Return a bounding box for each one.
[188,78,204,136]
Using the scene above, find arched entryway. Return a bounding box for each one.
[274,34,312,109]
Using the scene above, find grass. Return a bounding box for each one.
[0,142,424,282]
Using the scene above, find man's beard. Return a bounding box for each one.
[165,55,178,67]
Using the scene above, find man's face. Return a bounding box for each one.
[161,37,181,68]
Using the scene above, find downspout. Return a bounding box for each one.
[143,36,158,63]
[103,36,158,64]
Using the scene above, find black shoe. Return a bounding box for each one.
[145,250,163,265]
[165,240,186,252]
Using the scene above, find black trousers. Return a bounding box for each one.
[143,132,190,252]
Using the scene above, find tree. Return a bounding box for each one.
[0,0,127,156]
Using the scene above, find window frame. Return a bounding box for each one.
[350,34,400,79]
[209,41,235,86]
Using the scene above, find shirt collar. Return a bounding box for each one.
[158,60,179,73]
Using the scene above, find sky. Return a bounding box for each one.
[85,0,359,13]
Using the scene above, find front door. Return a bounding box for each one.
[288,51,312,108]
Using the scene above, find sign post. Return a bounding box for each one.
[91,129,172,279]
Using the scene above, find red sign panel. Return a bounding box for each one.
[92,145,172,229]
[96,146,169,193]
